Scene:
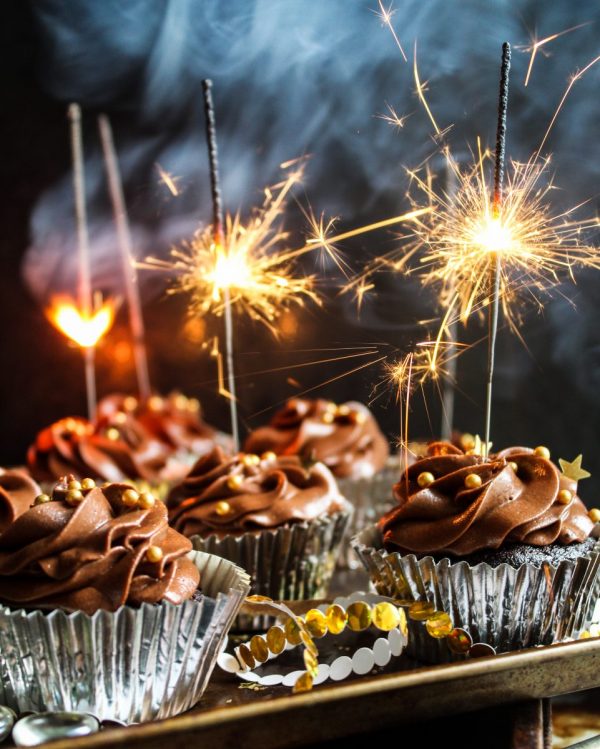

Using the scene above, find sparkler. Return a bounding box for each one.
[98,114,152,400]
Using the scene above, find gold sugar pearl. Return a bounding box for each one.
[284,617,303,646]
[352,411,367,425]
[557,489,573,505]
[425,611,454,639]
[242,454,260,467]
[114,412,127,425]
[123,396,138,411]
[266,626,286,655]
[588,508,600,523]
[408,601,436,621]
[304,609,328,638]
[261,451,277,462]
[347,602,372,632]
[34,493,51,505]
[67,479,82,491]
[372,602,401,632]
[81,478,96,491]
[215,500,232,516]
[534,445,551,459]
[337,404,350,416]
[322,412,335,424]
[417,471,435,489]
[226,475,243,491]
[464,473,482,490]
[237,643,256,670]
[174,394,188,410]
[65,489,84,506]
[292,672,313,694]
[106,427,120,441]
[122,488,140,508]
[148,396,164,411]
[508,461,518,473]
[188,397,200,412]
[325,604,348,635]
[138,492,156,510]
[249,635,269,663]
[303,649,319,678]
[146,545,163,563]
[460,433,476,451]
[447,627,473,654]
[325,401,337,413]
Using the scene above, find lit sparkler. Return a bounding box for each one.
[47,297,116,349]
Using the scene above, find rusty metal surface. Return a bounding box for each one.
[31,635,600,749]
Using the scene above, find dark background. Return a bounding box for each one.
[1,1,600,500]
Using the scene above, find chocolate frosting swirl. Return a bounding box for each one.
[168,446,348,538]
[244,398,390,479]
[0,483,199,614]
[0,469,41,534]
[380,442,594,556]
[27,416,174,484]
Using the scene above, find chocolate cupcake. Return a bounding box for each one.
[353,441,600,660]
[0,478,249,721]
[167,446,352,627]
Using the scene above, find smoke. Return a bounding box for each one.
[23,0,600,320]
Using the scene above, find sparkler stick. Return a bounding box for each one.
[483,42,511,458]
[202,79,240,451]
[68,103,96,421]
[98,114,152,401]
[440,161,458,441]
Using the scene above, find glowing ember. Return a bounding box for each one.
[48,298,116,348]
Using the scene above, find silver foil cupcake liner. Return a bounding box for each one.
[191,508,352,631]
[336,457,400,570]
[352,524,600,663]
[0,551,250,723]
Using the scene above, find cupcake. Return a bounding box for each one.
[352,441,600,660]
[0,478,249,721]
[167,446,352,628]
[244,397,394,568]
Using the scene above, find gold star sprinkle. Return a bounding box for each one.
[468,435,492,457]
[559,455,591,482]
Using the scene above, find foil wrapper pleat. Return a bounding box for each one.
[336,457,399,570]
[352,524,600,662]
[0,551,250,723]
[191,509,352,631]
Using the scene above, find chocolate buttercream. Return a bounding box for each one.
[0,482,199,613]
[168,446,347,538]
[380,441,594,555]
[244,398,390,479]
[0,469,41,534]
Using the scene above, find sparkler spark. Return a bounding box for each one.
[374,1,407,62]
[517,23,591,87]
[377,103,412,130]
[155,163,181,196]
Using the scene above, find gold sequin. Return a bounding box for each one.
[303,649,319,677]
[347,602,372,631]
[398,607,408,638]
[325,604,348,635]
[237,643,256,670]
[246,594,273,603]
[284,617,303,646]
[300,631,318,658]
[469,642,496,658]
[292,672,313,694]
[266,626,286,654]
[425,612,453,638]
[372,602,400,631]
[447,628,473,654]
[408,601,436,621]
[304,609,328,638]
[249,635,269,663]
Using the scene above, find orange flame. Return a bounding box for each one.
[47,298,116,348]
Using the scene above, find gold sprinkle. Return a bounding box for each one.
[261,451,277,462]
[237,643,256,670]
[447,628,473,654]
[464,473,483,490]
[589,508,600,523]
[81,478,96,491]
[557,489,573,505]
[372,602,401,632]
[347,602,372,632]
[65,489,84,506]
[249,635,269,663]
[67,479,82,491]
[425,612,453,638]
[106,427,120,441]
[215,500,232,516]
[292,672,313,694]
[325,604,347,635]
[534,445,550,460]
[304,609,328,638]
[227,475,243,491]
[266,626,286,655]
[122,488,140,507]
[417,472,435,488]
[284,617,303,646]
[303,649,319,678]
[508,461,518,473]
[34,493,51,505]
[138,492,156,510]
[408,601,436,621]
[146,545,163,563]
[242,454,260,467]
